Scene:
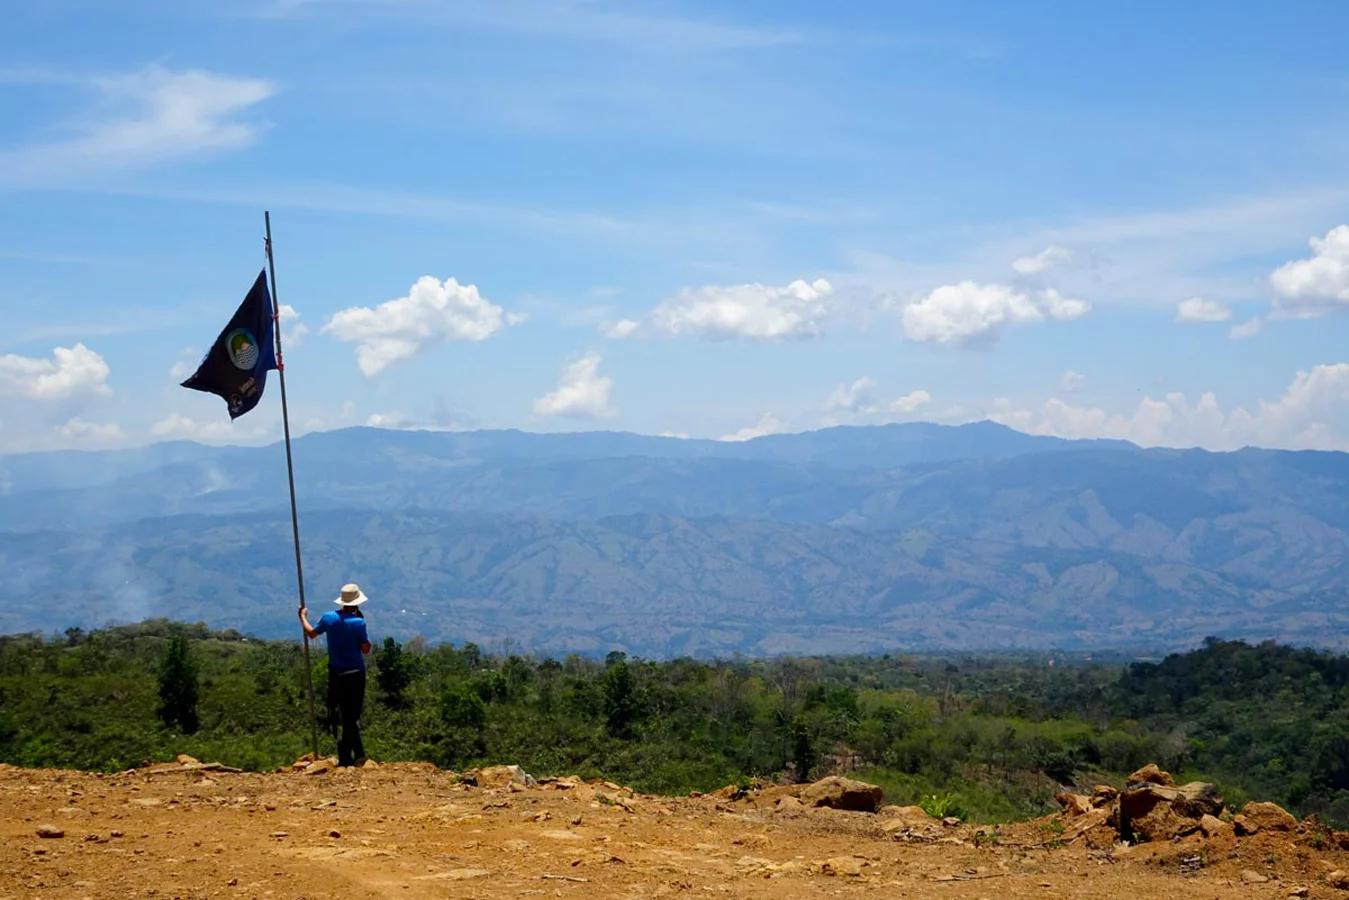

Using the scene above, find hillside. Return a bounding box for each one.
[3,421,1349,653]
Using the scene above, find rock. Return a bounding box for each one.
[304,758,336,776]
[362,759,380,769]
[818,856,865,877]
[1091,785,1119,806]
[1127,764,1176,787]
[1242,870,1271,884]
[328,830,341,838]
[1118,783,1203,842]
[942,816,962,828]
[1175,782,1224,817]
[1233,815,1260,836]
[1336,831,1349,851]
[800,777,883,813]
[1288,886,1309,898]
[1054,793,1094,816]
[1199,814,1230,839]
[175,754,199,766]
[476,765,538,790]
[1241,801,1298,832]
[35,825,64,839]
[775,796,803,811]
[1326,870,1349,890]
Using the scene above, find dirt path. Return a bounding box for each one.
[2,762,1345,899]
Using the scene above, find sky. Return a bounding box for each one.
[3,0,1349,453]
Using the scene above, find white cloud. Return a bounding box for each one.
[1270,225,1349,316]
[658,430,691,439]
[826,376,878,414]
[889,389,932,413]
[57,417,124,444]
[718,413,786,442]
[323,276,513,376]
[1176,297,1232,323]
[990,363,1349,450]
[150,413,237,442]
[0,68,275,185]
[1039,288,1090,322]
[1229,316,1265,340]
[0,343,111,400]
[902,282,1042,345]
[1058,370,1087,393]
[277,303,308,347]
[650,278,834,341]
[600,318,640,340]
[533,353,616,419]
[1011,245,1070,276]
[366,412,411,429]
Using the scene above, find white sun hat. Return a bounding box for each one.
[334,583,369,607]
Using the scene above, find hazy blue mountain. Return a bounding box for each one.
[4,421,1348,655]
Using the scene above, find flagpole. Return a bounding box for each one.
[264,210,320,762]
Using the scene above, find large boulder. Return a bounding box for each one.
[1240,801,1297,832]
[879,805,939,837]
[800,777,883,812]
[1117,779,1222,842]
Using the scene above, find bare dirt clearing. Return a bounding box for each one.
[3,761,1347,899]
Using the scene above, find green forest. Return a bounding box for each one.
[1,623,1347,827]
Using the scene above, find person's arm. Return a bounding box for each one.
[358,619,372,655]
[298,607,322,640]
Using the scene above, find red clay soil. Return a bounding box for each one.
[2,761,1348,900]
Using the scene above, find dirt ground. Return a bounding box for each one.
[3,761,1347,900]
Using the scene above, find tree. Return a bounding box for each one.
[602,660,638,737]
[790,720,817,783]
[374,637,414,709]
[157,635,200,734]
[439,683,487,766]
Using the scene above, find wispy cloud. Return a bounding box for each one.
[273,0,802,51]
[0,67,275,187]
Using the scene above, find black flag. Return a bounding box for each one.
[181,270,279,419]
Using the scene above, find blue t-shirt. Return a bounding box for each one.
[314,610,369,672]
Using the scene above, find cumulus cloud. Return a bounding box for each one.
[600,318,640,339]
[1039,288,1090,322]
[323,276,514,376]
[1270,225,1349,316]
[718,413,786,442]
[533,353,616,418]
[0,68,275,185]
[889,389,932,413]
[825,376,878,414]
[277,303,308,347]
[57,417,124,444]
[900,283,1024,345]
[990,363,1349,450]
[650,278,833,341]
[1011,245,1070,276]
[0,344,111,400]
[1058,370,1087,393]
[1176,297,1232,323]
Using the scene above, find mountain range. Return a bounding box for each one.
[3,421,1347,656]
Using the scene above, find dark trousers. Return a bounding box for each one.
[328,668,367,767]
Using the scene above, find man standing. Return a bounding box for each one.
[299,584,373,767]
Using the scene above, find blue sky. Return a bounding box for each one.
[3,0,1349,452]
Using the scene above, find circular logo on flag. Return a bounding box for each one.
[227,329,260,370]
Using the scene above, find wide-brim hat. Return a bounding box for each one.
[334,583,369,607]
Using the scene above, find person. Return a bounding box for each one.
[299,583,373,767]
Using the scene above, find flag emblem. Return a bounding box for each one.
[228,329,261,370]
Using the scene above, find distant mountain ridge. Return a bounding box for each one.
[4,421,1347,655]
